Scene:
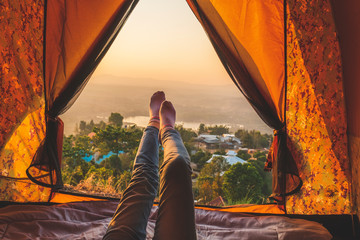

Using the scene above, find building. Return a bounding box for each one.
[207,150,247,165]
[196,134,242,150]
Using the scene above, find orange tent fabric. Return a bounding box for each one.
[27,0,138,191]
[186,0,302,206]
[0,0,138,202]
[331,0,360,218]
[187,0,351,215]
[0,0,50,202]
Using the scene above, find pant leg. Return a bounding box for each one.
[103,126,159,240]
[153,128,197,240]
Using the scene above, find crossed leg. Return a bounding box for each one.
[103,92,196,240]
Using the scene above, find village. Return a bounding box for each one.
[61,115,272,206]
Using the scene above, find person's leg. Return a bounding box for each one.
[153,101,197,240]
[103,92,165,240]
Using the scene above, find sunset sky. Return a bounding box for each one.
[93,0,232,86]
[62,0,271,134]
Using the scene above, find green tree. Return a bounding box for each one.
[198,123,206,134]
[222,163,262,203]
[100,155,122,176]
[253,151,266,159]
[122,126,143,152]
[237,150,251,160]
[214,149,226,155]
[119,153,134,171]
[109,112,124,127]
[79,121,86,133]
[89,120,95,130]
[196,156,230,203]
[207,125,229,135]
[191,151,212,170]
[62,135,92,168]
[175,124,197,143]
[93,125,124,154]
[97,120,107,130]
[249,159,272,197]
[235,129,272,149]
[208,156,230,174]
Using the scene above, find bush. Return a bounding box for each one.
[222,163,262,203]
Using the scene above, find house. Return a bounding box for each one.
[207,150,247,165]
[195,134,242,150]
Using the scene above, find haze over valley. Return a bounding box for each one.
[61,75,271,135]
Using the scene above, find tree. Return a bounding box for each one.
[100,155,122,176]
[119,153,134,171]
[249,159,272,197]
[109,112,124,127]
[98,120,107,130]
[62,135,92,169]
[208,156,230,174]
[235,129,272,149]
[196,156,230,203]
[237,150,251,160]
[79,121,86,133]
[175,124,197,143]
[93,125,124,154]
[207,125,229,135]
[214,149,226,155]
[198,123,206,134]
[222,163,262,203]
[191,151,212,170]
[89,120,95,129]
[253,151,266,159]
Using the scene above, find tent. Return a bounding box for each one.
[0,0,359,238]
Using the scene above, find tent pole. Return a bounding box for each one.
[283,0,288,215]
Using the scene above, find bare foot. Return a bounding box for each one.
[159,101,176,131]
[149,91,165,128]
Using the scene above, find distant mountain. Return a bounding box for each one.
[60,75,271,135]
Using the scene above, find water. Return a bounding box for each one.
[123,116,244,132]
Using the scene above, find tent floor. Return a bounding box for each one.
[0,200,358,239]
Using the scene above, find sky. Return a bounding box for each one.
[62,0,271,134]
[93,0,232,86]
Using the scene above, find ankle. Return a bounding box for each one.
[160,123,174,131]
[148,116,160,129]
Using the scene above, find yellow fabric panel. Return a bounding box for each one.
[0,0,44,149]
[50,192,106,203]
[0,106,51,202]
[197,0,285,121]
[45,0,131,109]
[196,204,284,214]
[0,180,50,202]
[0,0,51,202]
[286,0,351,214]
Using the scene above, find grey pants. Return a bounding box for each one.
[103,126,197,240]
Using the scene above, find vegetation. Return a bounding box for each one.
[235,129,272,149]
[222,163,262,203]
[237,150,251,160]
[198,123,229,135]
[62,113,143,197]
[196,156,230,203]
[62,116,273,204]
